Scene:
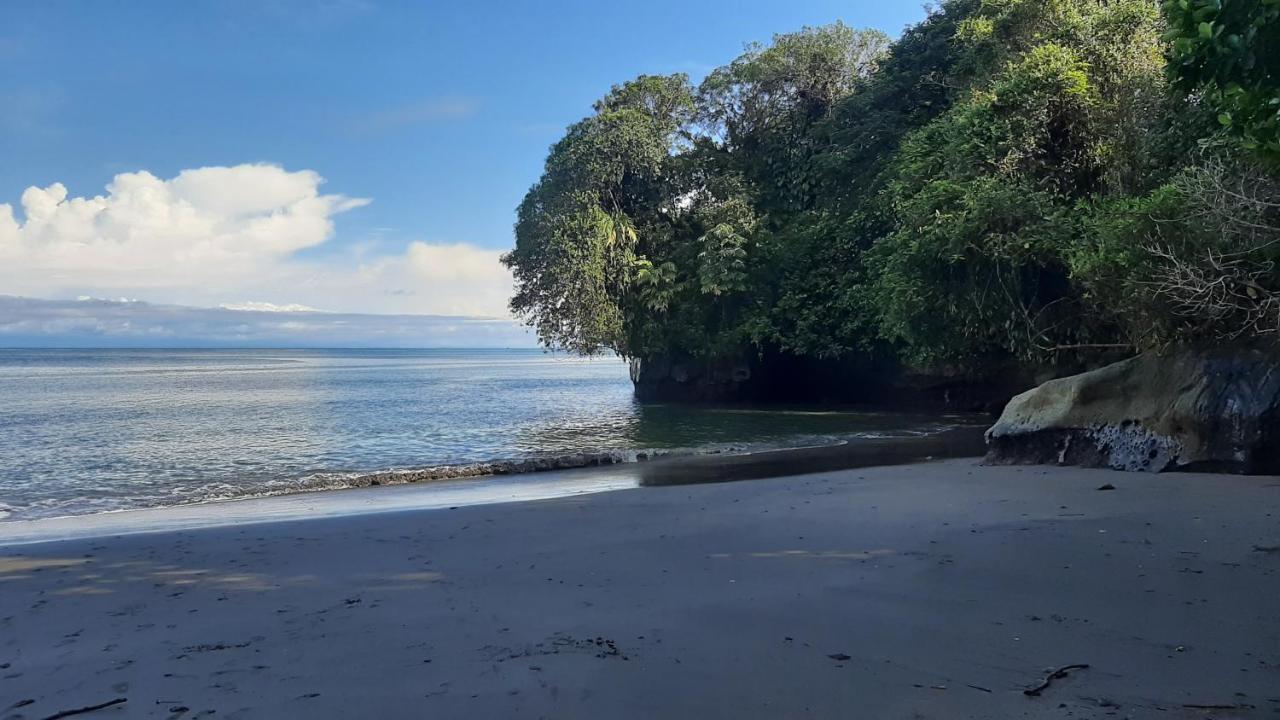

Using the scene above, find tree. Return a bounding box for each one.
[506,0,1280,386]
[697,23,890,213]
[503,75,694,355]
[1164,0,1280,164]
[866,0,1168,367]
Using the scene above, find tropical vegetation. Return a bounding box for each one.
[504,0,1280,383]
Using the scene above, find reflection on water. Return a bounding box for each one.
[517,401,983,456]
[634,426,986,486]
[0,349,987,521]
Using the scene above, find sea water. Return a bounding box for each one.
[0,349,980,521]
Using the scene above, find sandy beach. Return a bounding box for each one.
[3,458,1279,719]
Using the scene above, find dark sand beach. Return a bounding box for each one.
[2,458,1279,719]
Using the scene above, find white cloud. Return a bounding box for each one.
[219,302,325,313]
[0,164,367,285]
[401,241,514,316]
[0,164,517,319]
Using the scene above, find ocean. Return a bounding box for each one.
[0,348,981,521]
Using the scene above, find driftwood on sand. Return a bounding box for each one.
[1023,664,1090,697]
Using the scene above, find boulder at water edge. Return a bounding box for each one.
[985,349,1280,473]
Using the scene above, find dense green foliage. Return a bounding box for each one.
[504,0,1280,375]
[1164,0,1280,163]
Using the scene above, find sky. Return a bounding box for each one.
[0,1,929,346]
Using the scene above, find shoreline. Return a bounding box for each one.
[0,427,985,546]
[2,458,1277,718]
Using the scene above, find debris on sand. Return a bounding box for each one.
[1024,664,1090,697]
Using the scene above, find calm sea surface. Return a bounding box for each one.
[0,349,979,521]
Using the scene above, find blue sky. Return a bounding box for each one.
[0,1,928,344]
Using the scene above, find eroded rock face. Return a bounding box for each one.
[985,349,1280,473]
[629,355,754,403]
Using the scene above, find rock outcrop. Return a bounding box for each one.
[630,350,1038,410]
[629,355,754,403]
[986,349,1280,473]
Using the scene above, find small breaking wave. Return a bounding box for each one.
[3,445,757,522]
[168,426,969,507]
[189,443,771,505]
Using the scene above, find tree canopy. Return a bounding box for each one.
[504,0,1280,375]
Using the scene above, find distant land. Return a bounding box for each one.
[0,295,536,348]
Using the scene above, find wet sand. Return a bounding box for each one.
[2,458,1279,718]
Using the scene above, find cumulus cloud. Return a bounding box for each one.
[0,164,368,287]
[0,296,533,348]
[0,164,517,319]
[375,241,514,316]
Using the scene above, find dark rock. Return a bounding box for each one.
[629,354,754,403]
[986,348,1280,474]
[630,350,1039,410]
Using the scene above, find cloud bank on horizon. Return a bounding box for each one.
[0,295,534,348]
[0,164,517,322]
